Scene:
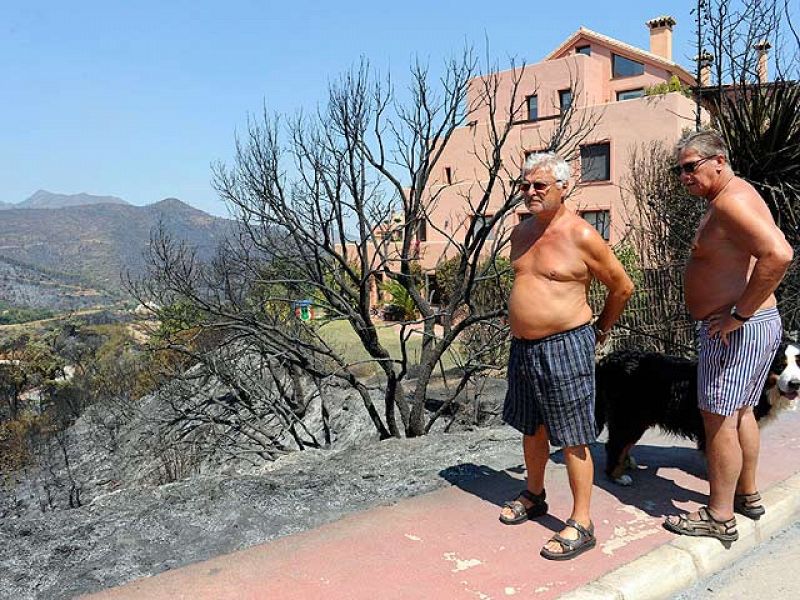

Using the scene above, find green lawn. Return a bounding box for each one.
[317,319,460,374]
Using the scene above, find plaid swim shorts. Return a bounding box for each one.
[503,323,596,447]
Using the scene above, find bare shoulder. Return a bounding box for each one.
[715,177,773,222]
[568,212,605,248]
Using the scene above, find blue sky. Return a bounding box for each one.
[2,1,700,216]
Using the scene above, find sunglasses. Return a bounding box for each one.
[670,156,716,176]
[519,180,562,193]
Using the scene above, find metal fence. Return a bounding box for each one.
[588,263,696,357]
[587,259,800,357]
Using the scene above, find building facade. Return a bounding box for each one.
[414,16,698,274]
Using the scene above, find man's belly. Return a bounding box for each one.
[685,260,757,319]
[508,278,593,339]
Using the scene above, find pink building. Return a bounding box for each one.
[416,16,697,274]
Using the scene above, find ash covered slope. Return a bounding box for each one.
[0,364,507,599]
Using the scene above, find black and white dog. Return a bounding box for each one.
[595,343,800,485]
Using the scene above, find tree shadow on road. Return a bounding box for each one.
[559,443,708,517]
[437,462,567,533]
[440,442,708,520]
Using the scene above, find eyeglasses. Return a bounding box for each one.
[670,156,716,176]
[519,180,562,193]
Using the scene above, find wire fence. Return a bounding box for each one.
[589,262,696,357]
[776,262,800,340]
[588,259,800,358]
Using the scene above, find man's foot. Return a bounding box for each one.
[734,491,766,520]
[540,518,596,560]
[663,506,738,542]
[499,489,547,525]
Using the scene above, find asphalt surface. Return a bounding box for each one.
[673,520,800,599]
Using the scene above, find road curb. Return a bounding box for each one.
[557,471,800,600]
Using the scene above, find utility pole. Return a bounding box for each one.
[694,0,707,131]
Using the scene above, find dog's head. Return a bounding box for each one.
[765,342,800,414]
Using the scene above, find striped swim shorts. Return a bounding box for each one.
[503,323,596,447]
[698,307,782,416]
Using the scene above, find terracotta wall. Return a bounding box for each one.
[416,90,699,271]
[372,35,702,274]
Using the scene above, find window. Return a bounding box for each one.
[580,143,611,181]
[559,89,572,112]
[612,54,645,78]
[426,273,442,305]
[581,210,610,241]
[617,88,645,101]
[471,213,495,240]
[444,166,453,185]
[576,45,591,56]
[416,217,427,242]
[526,95,538,120]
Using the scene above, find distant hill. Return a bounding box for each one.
[12,190,130,209]
[0,198,234,301]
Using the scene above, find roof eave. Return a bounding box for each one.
[544,27,697,85]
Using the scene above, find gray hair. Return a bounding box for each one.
[674,130,730,162]
[522,152,571,182]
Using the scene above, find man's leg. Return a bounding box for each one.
[703,410,741,520]
[542,444,594,554]
[735,406,760,495]
[523,425,550,495]
[564,444,594,526]
[500,425,549,521]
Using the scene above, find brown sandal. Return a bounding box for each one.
[540,519,596,561]
[499,489,548,525]
[734,491,766,520]
[663,506,738,542]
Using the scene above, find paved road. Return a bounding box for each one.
[674,521,800,599]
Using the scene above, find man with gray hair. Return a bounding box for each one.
[499,152,633,560]
[664,130,792,542]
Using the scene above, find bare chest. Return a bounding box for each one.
[691,210,727,258]
[512,233,587,282]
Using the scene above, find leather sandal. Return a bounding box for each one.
[540,519,596,561]
[734,491,766,520]
[663,506,739,542]
[499,489,547,525]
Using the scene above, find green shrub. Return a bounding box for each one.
[645,75,691,98]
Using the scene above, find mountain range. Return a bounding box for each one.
[0,192,235,309]
[1,190,129,210]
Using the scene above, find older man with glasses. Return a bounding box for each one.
[664,130,793,542]
[499,152,633,560]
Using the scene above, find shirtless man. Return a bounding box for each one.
[499,152,633,560]
[664,130,792,542]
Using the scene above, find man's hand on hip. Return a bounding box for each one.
[707,312,744,345]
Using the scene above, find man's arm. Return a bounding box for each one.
[718,193,793,315]
[708,191,793,342]
[577,223,635,344]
